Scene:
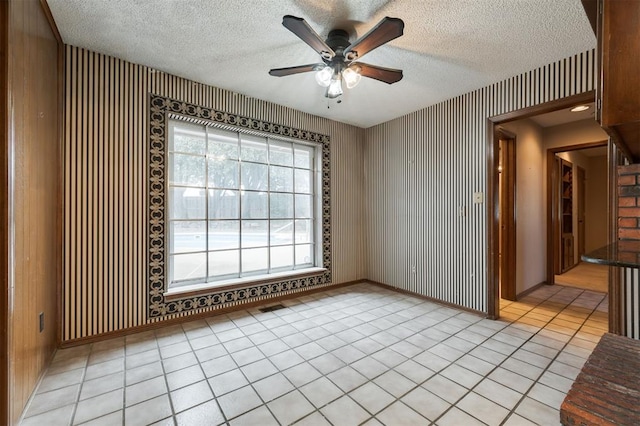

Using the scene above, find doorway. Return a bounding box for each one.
[487,90,611,319]
[549,143,609,293]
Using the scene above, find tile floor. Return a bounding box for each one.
[19,282,608,425]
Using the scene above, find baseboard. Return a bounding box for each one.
[16,348,57,424]
[60,278,496,347]
[517,281,549,299]
[367,280,487,318]
[59,279,365,348]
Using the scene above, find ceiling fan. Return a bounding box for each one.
[269,15,404,99]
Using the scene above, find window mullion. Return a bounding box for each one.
[238,132,243,278]
[267,138,271,274]
[292,145,296,270]
[167,120,320,289]
[204,128,209,281]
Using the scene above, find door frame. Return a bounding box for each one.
[577,165,586,259]
[546,141,607,285]
[486,90,596,319]
[1,0,9,423]
[497,129,517,301]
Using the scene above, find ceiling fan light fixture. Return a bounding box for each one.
[326,75,343,98]
[315,66,333,87]
[342,65,362,89]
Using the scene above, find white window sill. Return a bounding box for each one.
[163,267,327,301]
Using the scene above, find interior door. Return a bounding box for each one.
[577,166,586,258]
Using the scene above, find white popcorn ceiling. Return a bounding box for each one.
[46,0,595,128]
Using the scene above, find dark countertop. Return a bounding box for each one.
[581,241,640,268]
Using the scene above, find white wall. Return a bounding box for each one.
[501,120,547,294]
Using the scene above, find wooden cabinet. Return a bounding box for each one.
[596,0,640,163]
[560,159,575,272]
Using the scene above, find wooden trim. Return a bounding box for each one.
[0,0,9,423]
[38,0,62,45]
[487,90,598,320]
[597,0,640,163]
[498,130,517,301]
[548,153,561,281]
[545,140,608,285]
[581,0,598,35]
[55,29,63,347]
[608,143,625,334]
[368,280,486,318]
[489,91,596,124]
[59,280,363,348]
[577,165,586,258]
[486,119,500,319]
[516,281,548,299]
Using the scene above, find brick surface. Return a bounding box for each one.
[560,333,640,426]
[619,207,640,218]
[620,185,640,197]
[618,163,640,240]
[618,174,637,185]
[619,217,638,228]
[618,163,640,175]
[619,197,637,207]
[620,228,640,240]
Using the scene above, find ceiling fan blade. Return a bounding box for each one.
[357,63,403,84]
[269,64,323,77]
[344,17,404,60]
[282,15,335,58]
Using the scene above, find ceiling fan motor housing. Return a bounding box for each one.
[326,29,350,51]
[324,29,352,70]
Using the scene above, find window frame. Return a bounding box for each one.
[147,95,331,318]
[165,120,323,290]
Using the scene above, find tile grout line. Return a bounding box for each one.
[18,283,608,426]
[429,286,602,425]
[177,323,229,425]
[207,313,286,425]
[499,289,606,425]
[151,330,178,426]
[288,286,497,425]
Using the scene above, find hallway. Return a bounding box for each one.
[555,262,608,293]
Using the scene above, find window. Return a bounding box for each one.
[167,120,321,290]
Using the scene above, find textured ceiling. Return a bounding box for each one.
[46,0,595,128]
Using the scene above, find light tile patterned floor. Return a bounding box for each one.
[19,283,608,425]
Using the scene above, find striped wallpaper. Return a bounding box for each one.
[365,50,596,313]
[63,44,596,341]
[622,267,640,339]
[63,45,365,341]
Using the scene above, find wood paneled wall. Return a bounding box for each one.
[1,1,9,423]
[63,46,366,342]
[365,50,596,313]
[5,0,61,423]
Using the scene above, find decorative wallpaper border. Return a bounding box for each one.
[148,95,332,317]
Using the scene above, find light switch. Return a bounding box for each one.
[473,192,484,204]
